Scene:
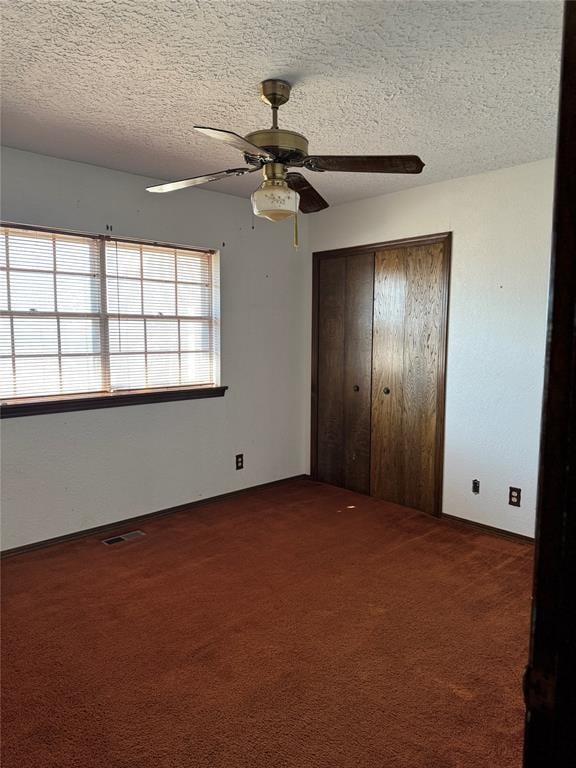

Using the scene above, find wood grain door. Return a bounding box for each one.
[370,239,450,515]
[316,252,374,493]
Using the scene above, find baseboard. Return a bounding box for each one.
[441,513,534,544]
[1,474,311,558]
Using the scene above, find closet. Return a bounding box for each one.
[311,233,451,516]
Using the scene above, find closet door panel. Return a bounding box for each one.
[316,256,346,485]
[402,243,444,515]
[370,239,448,516]
[370,249,407,503]
[343,252,374,493]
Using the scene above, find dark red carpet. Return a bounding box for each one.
[1,478,532,767]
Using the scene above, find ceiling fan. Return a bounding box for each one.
[147,79,425,221]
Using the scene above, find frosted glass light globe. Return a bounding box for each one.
[251,182,300,222]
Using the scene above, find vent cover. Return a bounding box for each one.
[102,530,146,545]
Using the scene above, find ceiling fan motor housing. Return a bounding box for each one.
[243,129,309,166]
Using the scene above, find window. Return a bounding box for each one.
[1,225,224,415]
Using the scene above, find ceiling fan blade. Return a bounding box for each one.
[286,172,329,213]
[146,167,257,194]
[194,126,274,160]
[304,155,425,174]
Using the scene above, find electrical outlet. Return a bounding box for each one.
[509,487,521,507]
[235,453,244,470]
[472,479,480,494]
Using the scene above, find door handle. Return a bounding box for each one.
[353,385,360,392]
[383,387,391,395]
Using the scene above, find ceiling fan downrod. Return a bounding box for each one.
[259,79,291,130]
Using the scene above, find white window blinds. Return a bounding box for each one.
[0,226,220,401]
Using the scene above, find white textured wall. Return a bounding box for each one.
[310,159,554,537]
[0,148,311,549]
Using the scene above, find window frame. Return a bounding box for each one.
[0,222,227,418]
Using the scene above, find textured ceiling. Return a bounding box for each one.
[1,0,563,206]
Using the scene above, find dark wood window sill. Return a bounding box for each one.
[0,386,228,418]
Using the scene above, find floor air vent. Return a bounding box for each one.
[102,530,146,545]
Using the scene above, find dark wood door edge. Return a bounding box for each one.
[1,475,310,558]
[523,3,576,765]
[310,250,321,479]
[442,513,534,545]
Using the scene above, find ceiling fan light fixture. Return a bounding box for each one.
[251,180,299,222]
[251,163,299,222]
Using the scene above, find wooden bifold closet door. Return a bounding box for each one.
[315,252,374,493]
[312,234,451,516]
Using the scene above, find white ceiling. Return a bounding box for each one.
[0,1,563,207]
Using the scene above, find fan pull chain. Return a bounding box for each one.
[293,210,299,249]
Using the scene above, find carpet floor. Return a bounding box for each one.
[1,478,533,768]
